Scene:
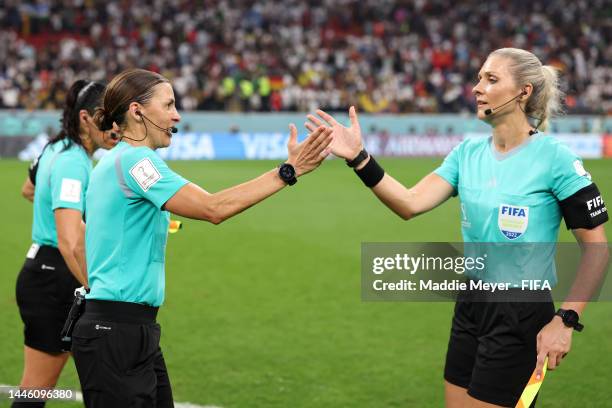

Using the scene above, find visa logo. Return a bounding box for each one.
[500,206,526,217]
[587,196,603,211]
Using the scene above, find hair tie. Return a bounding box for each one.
[100,111,115,131]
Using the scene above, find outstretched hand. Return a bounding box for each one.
[286,123,334,177]
[306,106,363,161]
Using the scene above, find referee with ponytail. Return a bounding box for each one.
[309,48,608,407]
[70,68,332,407]
[13,80,117,407]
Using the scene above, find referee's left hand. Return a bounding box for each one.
[535,316,573,379]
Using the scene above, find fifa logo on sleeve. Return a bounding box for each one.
[498,204,529,240]
[586,196,603,211]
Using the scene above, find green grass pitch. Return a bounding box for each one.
[0,158,610,407]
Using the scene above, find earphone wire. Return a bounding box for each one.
[118,112,149,142]
[518,102,543,135]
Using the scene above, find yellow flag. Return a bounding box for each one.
[516,357,548,408]
[168,220,182,234]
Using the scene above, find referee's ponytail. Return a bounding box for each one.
[489,48,564,132]
[49,80,106,150]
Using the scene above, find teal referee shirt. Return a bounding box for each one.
[32,139,91,247]
[434,134,593,285]
[85,141,188,307]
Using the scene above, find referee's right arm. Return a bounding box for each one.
[21,176,35,202]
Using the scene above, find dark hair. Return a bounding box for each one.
[48,80,106,149]
[93,69,169,131]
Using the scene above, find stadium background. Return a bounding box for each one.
[0,1,611,407]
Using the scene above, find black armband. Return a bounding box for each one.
[560,183,608,230]
[28,156,40,185]
[355,155,385,188]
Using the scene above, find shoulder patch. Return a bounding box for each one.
[573,160,591,180]
[129,157,162,192]
[59,178,82,203]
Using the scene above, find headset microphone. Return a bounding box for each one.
[484,90,527,116]
[136,110,178,134]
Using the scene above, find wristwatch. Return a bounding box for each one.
[555,309,583,332]
[346,148,369,168]
[278,163,297,186]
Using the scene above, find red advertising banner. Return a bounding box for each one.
[604,134,612,158]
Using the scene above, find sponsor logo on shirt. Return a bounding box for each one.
[129,158,162,192]
[498,204,529,240]
[59,178,82,203]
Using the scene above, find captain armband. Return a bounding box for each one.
[559,183,608,230]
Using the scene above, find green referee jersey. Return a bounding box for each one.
[85,141,188,307]
[32,139,92,247]
[434,134,593,285]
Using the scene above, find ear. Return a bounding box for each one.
[521,83,534,100]
[128,102,142,121]
[78,109,90,125]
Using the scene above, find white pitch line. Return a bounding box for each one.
[0,384,221,408]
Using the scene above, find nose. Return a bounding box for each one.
[172,108,181,124]
[472,80,483,96]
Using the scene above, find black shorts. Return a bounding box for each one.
[72,300,173,408]
[444,289,555,407]
[15,245,80,353]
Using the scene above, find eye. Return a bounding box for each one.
[489,76,497,83]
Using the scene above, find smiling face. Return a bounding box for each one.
[137,82,181,149]
[472,55,526,122]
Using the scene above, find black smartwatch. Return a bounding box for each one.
[278,163,297,186]
[346,148,369,168]
[555,309,583,332]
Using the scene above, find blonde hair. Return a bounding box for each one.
[488,48,564,131]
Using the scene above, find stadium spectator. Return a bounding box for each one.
[0,0,609,114]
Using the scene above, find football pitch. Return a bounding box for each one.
[0,158,610,407]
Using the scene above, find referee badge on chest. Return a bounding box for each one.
[498,204,529,240]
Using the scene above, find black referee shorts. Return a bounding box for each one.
[72,300,174,408]
[15,245,80,353]
[444,289,555,407]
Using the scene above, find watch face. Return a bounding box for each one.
[563,310,579,326]
[280,164,295,179]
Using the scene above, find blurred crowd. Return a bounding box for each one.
[0,0,610,114]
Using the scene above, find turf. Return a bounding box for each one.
[0,158,610,408]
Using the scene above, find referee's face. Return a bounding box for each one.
[472,55,520,122]
[142,83,181,149]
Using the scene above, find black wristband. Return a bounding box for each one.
[354,155,385,187]
[346,148,368,168]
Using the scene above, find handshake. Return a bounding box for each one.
[283,106,373,181]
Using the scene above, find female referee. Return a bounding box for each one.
[308,48,608,407]
[70,68,333,407]
[14,80,117,407]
